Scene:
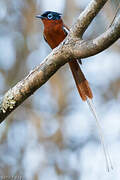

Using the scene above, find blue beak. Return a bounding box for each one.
[35,15,44,19]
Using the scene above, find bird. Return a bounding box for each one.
[36,11,113,171]
[36,11,92,101]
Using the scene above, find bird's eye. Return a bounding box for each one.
[47,13,53,19]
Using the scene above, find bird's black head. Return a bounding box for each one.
[36,11,62,20]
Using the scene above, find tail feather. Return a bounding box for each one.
[87,98,113,171]
[69,59,113,171]
[69,60,93,101]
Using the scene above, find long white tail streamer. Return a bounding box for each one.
[86,98,113,171]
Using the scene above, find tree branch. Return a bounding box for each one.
[70,0,108,37]
[0,49,68,122]
[69,14,120,58]
[0,0,120,122]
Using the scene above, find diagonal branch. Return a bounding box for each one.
[70,0,108,37]
[70,14,120,58]
[0,49,67,123]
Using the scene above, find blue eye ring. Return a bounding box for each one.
[47,13,53,19]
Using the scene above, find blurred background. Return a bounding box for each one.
[0,0,120,179]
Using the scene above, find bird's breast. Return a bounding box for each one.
[44,23,66,49]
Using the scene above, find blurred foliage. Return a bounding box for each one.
[0,0,120,179]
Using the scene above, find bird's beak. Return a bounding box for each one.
[35,15,44,19]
